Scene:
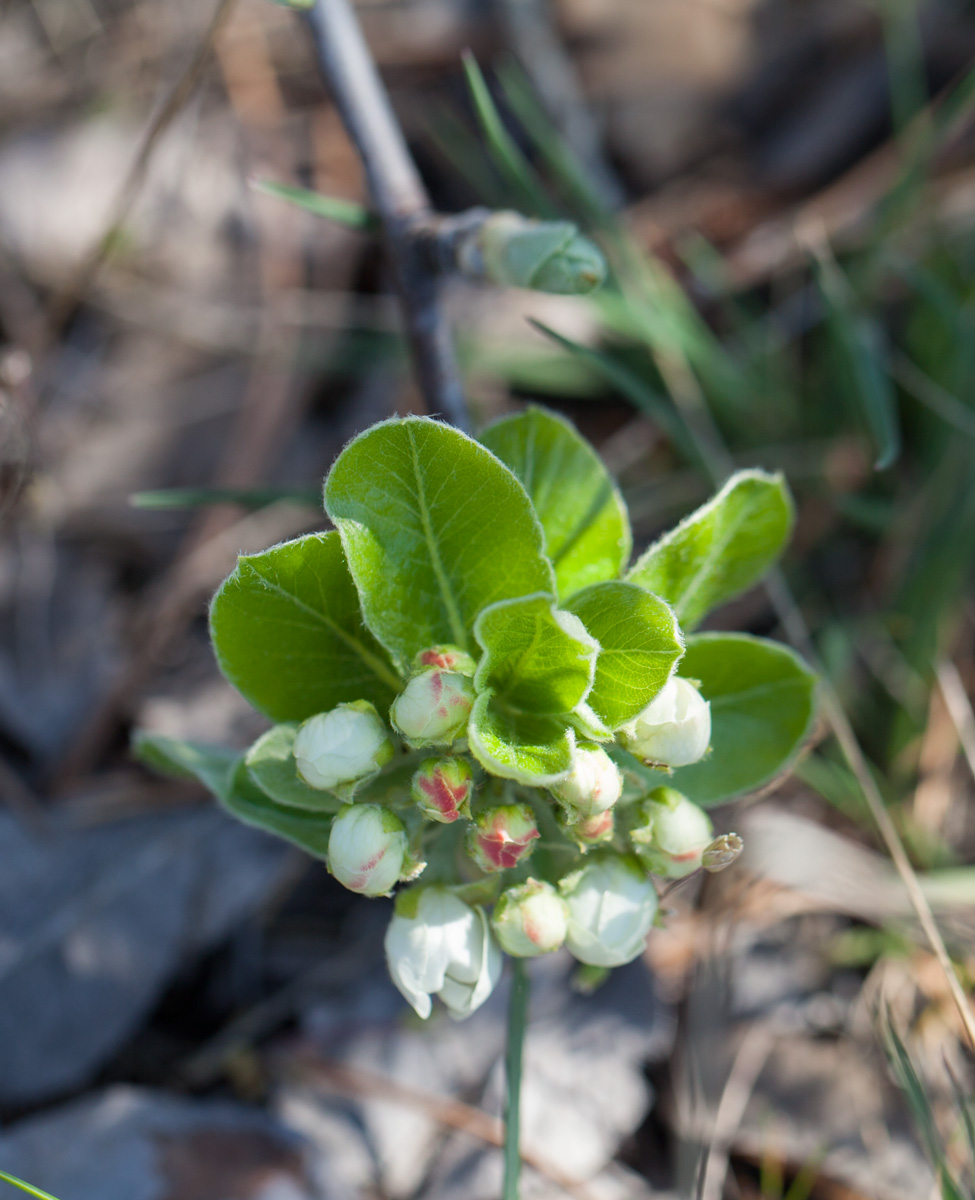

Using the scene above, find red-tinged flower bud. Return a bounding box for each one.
[549,744,622,821]
[567,807,615,848]
[411,756,475,824]
[328,803,407,896]
[491,878,569,957]
[466,803,539,873]
[390,669,475,748]
[412,644,477,676]
[629,786,713,878]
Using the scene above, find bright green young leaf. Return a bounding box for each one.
[627,470,794,629]
[479,407,631,600]
[0,1171,62,1200]
[473,592,597,714]
[244,723,342,813]
[625,633,817,806]
[132,731,238,798]
[223,760,332,859]
[468,690,575,784]
[133,731,331,857]
[566,581,684,728]
[209,531,401,722]
[324,416,554,669]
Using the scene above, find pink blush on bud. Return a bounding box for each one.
[416,773,467,822]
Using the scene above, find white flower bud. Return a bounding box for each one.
[390,669,475,748]
[549,744,622,821]
[491,879,569,957]
[629,786,713,878]
[565,807,615,849]
[328,803,407,896]
[293,701,394,797]
[384,887,502,1020]
[618,677,711,768]
[559,854,658,968]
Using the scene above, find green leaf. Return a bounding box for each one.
[244,723,342,813]
[566,581,684,728]
[528,320,699,463]
[479,407,631,600]
[627,470,794,629]
[473,592,597,714]
[468,690,574,784]
[0,1172,62,1200]
[632,633,817,806]
[209,531,401,722]
[252,179,376,230]
[133,731,332,857]
[222,759,332,859]
[324,416,554,670]
[132,731,238,798]
[814,254,901,470]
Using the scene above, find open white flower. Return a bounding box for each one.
[294,701,394,796]
[385,888,502,1020]
[560,854,658,967]
[618,677,710,768]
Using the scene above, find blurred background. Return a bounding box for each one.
[1,0,975,1196]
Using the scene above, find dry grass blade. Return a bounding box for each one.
[936,660,975,784]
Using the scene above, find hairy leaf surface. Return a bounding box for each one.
[566,581,683,728]
[210,532,401,721]
[468,690,575,784]
[480,407,631,599]
[627,470,793,629]
[474,592,597,714]
[325,417,554,668]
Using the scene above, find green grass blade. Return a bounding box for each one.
[814,255,901,470]
[495,58,611,228]
[251,180,377,231]
[129,486,321,510]
[461,53,556,218]
[528,318,701,463]
[0,1171,62,1200]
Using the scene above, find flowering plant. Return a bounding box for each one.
[136,409,816,1018]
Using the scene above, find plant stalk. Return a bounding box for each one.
[305,0,469,429]
[503,957,530,1200]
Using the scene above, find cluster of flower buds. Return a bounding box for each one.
[281,642,736,1021]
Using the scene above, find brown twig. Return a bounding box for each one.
[305,0,469,429]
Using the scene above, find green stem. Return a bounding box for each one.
[503,957,530,1200]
